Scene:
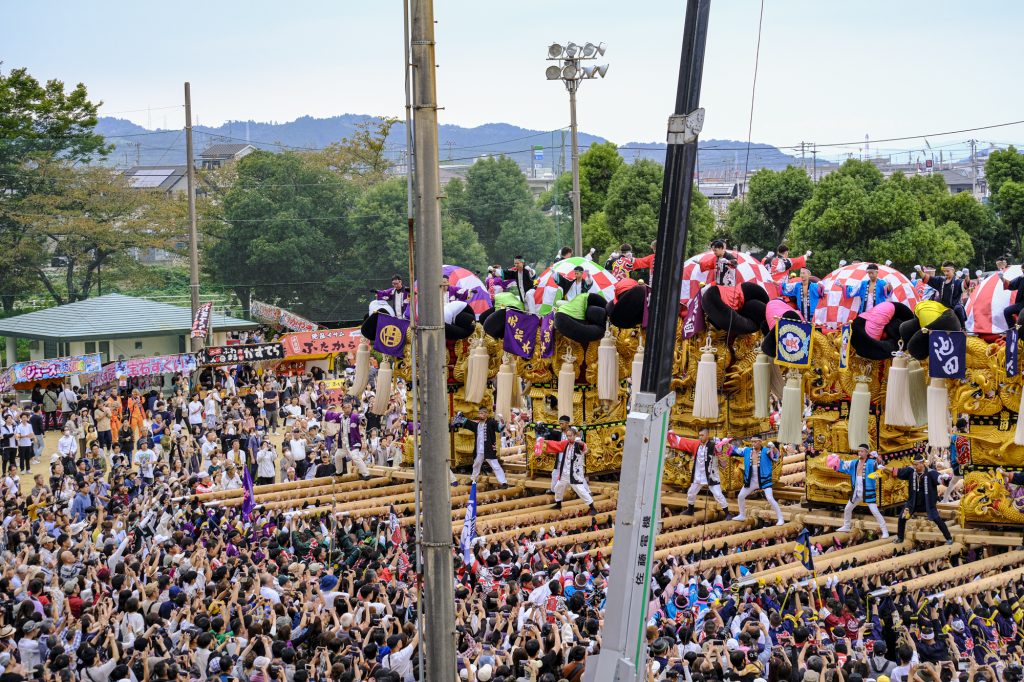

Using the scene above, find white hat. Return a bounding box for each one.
[478,664,494,682]
[726,638,739,651]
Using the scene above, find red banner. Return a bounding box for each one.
[191,302,213,338]
[280,327,362,358]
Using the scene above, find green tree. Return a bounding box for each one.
[985,146,1024,199]
[727,166,813,250]
[604,159,714,258]
[204,151,357,320]
[0,66,109,310]
[461,156,534,258]
[538,142,624,222]
[581,211,615,261]
[996,181,1024,259]
[788,160,974,273]
[494,206,558,266]
[16,160,177,305]
[314,117,398,187]
[442,220,488,274]
[931,191,1006,269]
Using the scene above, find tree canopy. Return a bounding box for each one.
[727,166,813,251]
[788,160,975,273]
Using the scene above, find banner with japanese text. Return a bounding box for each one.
[0,353,103,391]
[503,310,540,358]
[191,301,213,338]
[90,353,198,387]
[928,331,966,379]
[280,327,362,358]
[774,319,813,369]
[197,343,285,366]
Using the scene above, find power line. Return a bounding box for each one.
[741,0,767,195]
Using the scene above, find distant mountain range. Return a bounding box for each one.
[96,114,819,177]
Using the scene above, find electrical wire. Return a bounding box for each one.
[741,0,766,196]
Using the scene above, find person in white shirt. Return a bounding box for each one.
[187,396,204,433]
[14,413,34,473]
[200,432,220,471]
[288,430,309,478]
[204,391,221,430]
[135,442,156,485]
[220,464,243,490]
[57,427,79,461]
[58,384,77,415]
[256,441,276,485]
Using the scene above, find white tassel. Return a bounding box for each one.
[692,336,719,419]
[907,358,927,427]
[778,371,803,445]
[927,377,950,448]
[597,331,619,401]
[349,341,371,397]
[464,340,490,404]
[1015,397,1024,446]
[495,355,513,422]
[558,349,577,420]
[630,340,645,406]
[754,352,771,419]
[884,351,915,427]
[848,373,871,451]
[372,360,393,415]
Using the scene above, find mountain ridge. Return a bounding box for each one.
[96,114,806,175]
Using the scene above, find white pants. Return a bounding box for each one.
[472,453,507,485]
[686,481,729,510]
[942,475,962,502]
[737,483,783,522]
[554,477,593,505]
[551,467,560,492]
[843,494,889,536]
[351,447,370,477]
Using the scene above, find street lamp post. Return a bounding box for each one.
[546,42,608,258]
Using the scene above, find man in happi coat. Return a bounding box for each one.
[886,453,954,544]
[666,427,731,517]
[846,263,892,314]
[828,444,889,538]
[454,405,509,487]
[763,244,812,283]
[325,401,370,480]
[375,274,411,319]
[779,268,824,321]
[731,435,785,525]
[536,426,595,515]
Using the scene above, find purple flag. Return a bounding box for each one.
[539,314,555,358]
[241,465,256,521]
[374,313,410,357]
[503,310,540,358]
[681,288,705,339]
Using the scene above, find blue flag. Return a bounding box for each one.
[839,324,851,370]
[241,464,256,522]
[928,331,966,379]
[775,319,813,368]
[1008,328,1019,378]
[459,482,478,564]
[794,527,814,571]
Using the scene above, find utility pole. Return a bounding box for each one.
[812,143,818,182]
[970,138,979,198]
[800,141,806,175]
[568,82,583,256]
[184,82,203,351]
[410,2,457,681]
[588,1,711,681]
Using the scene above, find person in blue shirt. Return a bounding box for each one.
[779,268,824,321]
[70,479,92,522]
[829,444,889,538]
[730,435,784,525]
[846,263,892,313]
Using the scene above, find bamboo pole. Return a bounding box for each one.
[191,474,360,501]
[892,551,1024,595]
[650,521,804,561]
[695,530,869,573]
[531,508,724,549]
[806,542,963,585]
[746,539,916,585]
[458,495,612,533]
[939,564,1024,599]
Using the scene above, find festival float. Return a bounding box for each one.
[360,253,1024,529]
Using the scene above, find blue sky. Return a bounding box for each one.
[3,1,1021,161]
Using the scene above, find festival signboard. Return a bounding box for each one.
[248,300,320,332]
[0,353,103,392]
[191,302,213,338]
[280,327,362,359]
[90,353,198,387]
[197,343,285,366]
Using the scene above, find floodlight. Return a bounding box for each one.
[564,42,580,58]
[582,64,609,79]
[545,65,562,80]
[582,42,606,58]
[561,63,578,80]
[548,43,564,59]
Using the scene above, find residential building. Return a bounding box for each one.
[200,143,257,170]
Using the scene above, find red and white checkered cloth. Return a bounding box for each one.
[813,262,920,329]
[966,266,1021,335]
[443,265,491,316]
[680,250,774,303]
[532,257,617,307]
